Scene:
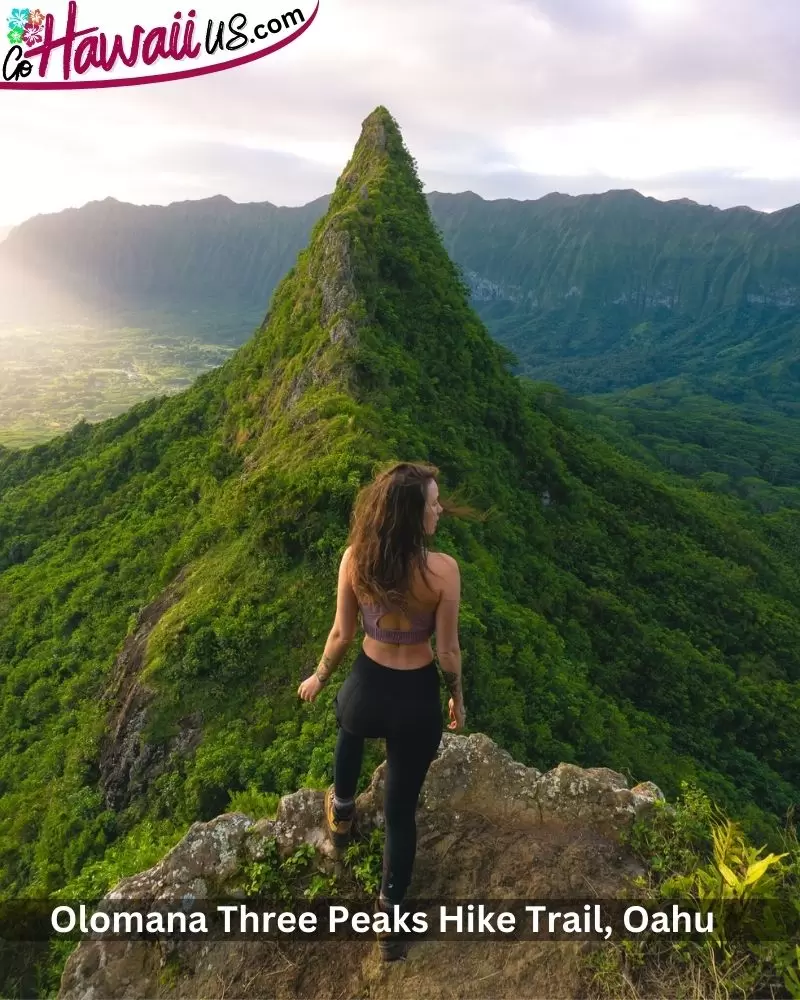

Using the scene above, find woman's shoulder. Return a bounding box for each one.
[426,550,458,573]
[342,545,354,575]
[420,552,458,601]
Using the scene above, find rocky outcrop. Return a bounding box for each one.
[282,221,362,415]
[60,733,663,999]
[318,228,358,346]
[98,567,198,812]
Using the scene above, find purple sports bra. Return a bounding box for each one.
[359,602,436,645]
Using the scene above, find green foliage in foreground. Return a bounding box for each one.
[589,786,800,999]
[0,108,798,955]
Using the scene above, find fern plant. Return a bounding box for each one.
[241,839,318,903]
[663,809,788,953]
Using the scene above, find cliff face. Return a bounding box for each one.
[59,733,663,1000]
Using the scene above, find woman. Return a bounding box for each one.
[298,461,467,960]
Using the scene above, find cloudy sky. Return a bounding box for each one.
[1,0,799,226]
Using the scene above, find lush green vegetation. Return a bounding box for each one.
[1,111,799,1000]
[564,377,800,515]
[589,784,800,998]
[427,190,800,400]
[5,179,800,450]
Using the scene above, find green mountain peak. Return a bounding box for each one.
[331,105,416,201]
[223,104,514,479]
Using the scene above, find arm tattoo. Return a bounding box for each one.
[441,669,463,701]
[315,653,334,684]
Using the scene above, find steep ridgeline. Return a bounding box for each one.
[4,186,800,404]
[1,107,799,925]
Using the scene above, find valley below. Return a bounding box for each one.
[0,319,239,448]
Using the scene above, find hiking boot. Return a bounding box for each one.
[324,785,354,850]
[375,896,409,962]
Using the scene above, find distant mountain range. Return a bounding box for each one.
[0,196,329,337]
[430,190,800,403]
[2,187,799,402]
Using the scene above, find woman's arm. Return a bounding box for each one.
[298,547,359,701]
[434,555,465,728]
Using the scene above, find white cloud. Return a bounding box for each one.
[1,0,799,223]
[503,114,800,181]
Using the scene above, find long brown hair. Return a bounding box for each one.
[347,461,482,613]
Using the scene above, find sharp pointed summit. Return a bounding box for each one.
[223,105,517,478]
[332,105,419,198]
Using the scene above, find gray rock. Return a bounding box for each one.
[59,732,665,999]
[98,568,200,812]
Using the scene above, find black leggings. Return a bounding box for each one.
[333,650,442,903]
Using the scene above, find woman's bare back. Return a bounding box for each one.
[359,551,452,669]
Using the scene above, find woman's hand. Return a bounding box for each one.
[447,697,466,731]
[298,675,325,702]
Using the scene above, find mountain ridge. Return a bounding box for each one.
[8,184,800,224]
[3,179,799,406]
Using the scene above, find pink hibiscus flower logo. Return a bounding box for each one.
[22,19,41,43]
